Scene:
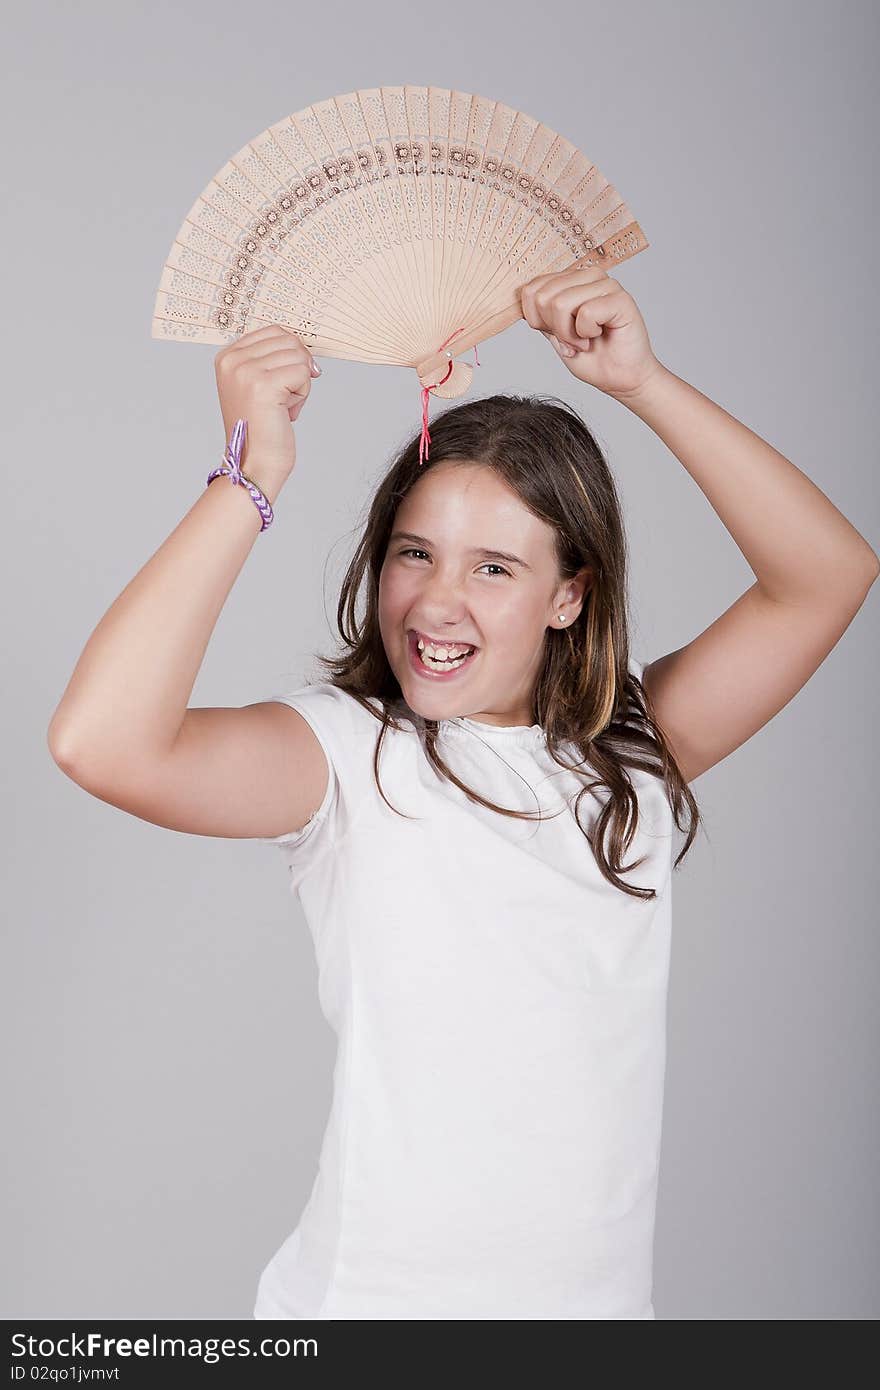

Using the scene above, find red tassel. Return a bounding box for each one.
[417,328,482,465]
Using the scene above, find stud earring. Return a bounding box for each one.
[558,613,567,623]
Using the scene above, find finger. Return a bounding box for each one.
[542,330,577,359]
[522,265,610,299]
[541,285,624,349]
[220,324,294,357]
[220,324,314,366]
[520,267,611,320]
[258,349,318,387]
[522,280,612,344]
[218,340,317,378]
[546,283,618,346]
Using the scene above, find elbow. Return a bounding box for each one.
[845,549,880,618]
[857,548,880,595]
[840,544,880,598]
[47,715,81,771]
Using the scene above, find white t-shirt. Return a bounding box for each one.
[253,660,675,1320]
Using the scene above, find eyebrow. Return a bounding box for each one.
[388,531,533,571]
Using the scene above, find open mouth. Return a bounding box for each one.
[407,630,480,679]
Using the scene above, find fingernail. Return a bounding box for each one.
[310,360,322,377]
[559,343,576,357]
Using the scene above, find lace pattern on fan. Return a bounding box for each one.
[151,87,649,456]
[208,141,634,341]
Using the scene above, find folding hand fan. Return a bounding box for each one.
[150,86,648,462]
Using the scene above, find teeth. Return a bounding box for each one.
[419,647,470,671]
[417,637,473,660]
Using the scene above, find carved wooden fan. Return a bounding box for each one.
[150,86,648,461]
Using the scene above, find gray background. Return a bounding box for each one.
[3,0,877,1320]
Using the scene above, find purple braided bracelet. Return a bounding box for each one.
[206,418,274,531]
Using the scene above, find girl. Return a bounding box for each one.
[47,268,879,1320]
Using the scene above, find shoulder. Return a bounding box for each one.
[264,680,408,771]
[256,682,393,866]
[269,679,380,725]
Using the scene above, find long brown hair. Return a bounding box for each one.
[315,392,701,899]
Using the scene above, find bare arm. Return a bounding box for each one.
[47,325,331,840]
[611,368,879,783]
[48,472,274,769]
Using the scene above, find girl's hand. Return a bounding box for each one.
[520,265,664,400]
[214,324,322,481]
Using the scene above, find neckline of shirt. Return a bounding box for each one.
[441,715,547,748]
[383,696,547,748]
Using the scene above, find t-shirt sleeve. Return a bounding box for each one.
[255,680,378,883]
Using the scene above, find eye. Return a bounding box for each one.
[398,547,511,578]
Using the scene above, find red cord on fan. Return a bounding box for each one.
[418,328,481,465]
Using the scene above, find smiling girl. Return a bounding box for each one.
[48,267,879,1320]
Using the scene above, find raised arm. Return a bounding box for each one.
[47,326,330,838]
[520,264,879,785]
[612,367,879,784]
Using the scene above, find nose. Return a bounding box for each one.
[413,570,471,627]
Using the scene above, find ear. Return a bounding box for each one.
[556,565,593,617]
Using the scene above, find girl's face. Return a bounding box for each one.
[378,463,590,727]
